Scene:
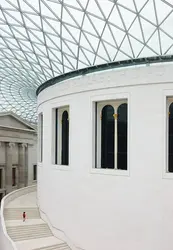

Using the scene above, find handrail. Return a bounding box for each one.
[0,185,36,250]
[36,54,173,96]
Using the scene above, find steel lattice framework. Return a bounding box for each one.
[0,0,173,122]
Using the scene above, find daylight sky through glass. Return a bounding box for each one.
[0,0,173,122]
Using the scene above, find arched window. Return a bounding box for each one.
[61,110,69,165]
[101,105,115,169]
[168,103,173,172]
[117,103,128,170]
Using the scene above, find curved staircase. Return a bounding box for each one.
[2,190,71,250]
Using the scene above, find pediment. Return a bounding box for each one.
[0,112,36,131]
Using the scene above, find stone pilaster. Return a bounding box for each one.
[5,142,15,194]
[18,143,27,188]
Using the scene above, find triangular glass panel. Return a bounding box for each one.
[140,0,157,24]
[33,44,47,57]
[28,14,42,30]
[11,27,27,40]
[68,7,84,25]
[62,7,78,26]
[90,16,105,36]
[80,33,94,52]
[109,7,124,29]
[97,42,110,62]
[95,55,108,65]
[46,34,61,50]
[103,42,117,61]
[109,25,126,47]
[19,40,33,53]
[51,61,62,73]
[87,0,103,18]
[42,1,61,17]
[99,1,114,18]
[78,48,90,66]
[13,50,26,61]
[23,15,40,30]
[114,50,130,62]
[129,18,144,43]
[48,48,62,63]
[135,0,149,12]
[147,30,162,55]
[120,36,133,58]
[160,14,173,38]
[81,49,95,65]
[84,33,99,52]
[64,0,82,10]
[154,0,173,24]
[78,0,89,9]
[102,25,116,46]
[65,41,78,57]
[65,25,80,41]
[63,56,74,70]
[24,0,40,12]
[118,0,136,11]
[12,26,28,39]
[140,18,156,42]
[19,0,36,14]
[1,0,18,9]
[138,45,157,58]
[44,18,60,34]
[4,10,23,25]
[82,15,98,36]
[147,30,160,54]
[28,30,43,44]
[119,6,136,30]
[62,26,76,43]
[5,38,20,49]
[159,30,173,54]
[62,41,76,58]
[129,37,144,57]
[166,45,173,56]
[40,1,57,19]
[38,56,51,69]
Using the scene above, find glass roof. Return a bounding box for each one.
[0,0,173,122]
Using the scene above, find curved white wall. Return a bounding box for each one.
[37,63,173,250]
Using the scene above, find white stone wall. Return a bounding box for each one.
[37,63,173,250]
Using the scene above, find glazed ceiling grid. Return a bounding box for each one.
[0,0,173,122]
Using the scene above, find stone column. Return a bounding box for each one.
[18,143,27,188]
[25,145,28,187]
[5,142,15,194]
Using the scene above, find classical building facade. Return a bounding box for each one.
[0,112,37,203]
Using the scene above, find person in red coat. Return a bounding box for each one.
[23,212,26,222]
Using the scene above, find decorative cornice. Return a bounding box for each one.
[36,55,173,96]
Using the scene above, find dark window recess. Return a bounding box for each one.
[101,105,115,169]
[61,111,69,165]
[55,109,58,164]
[40,114,43,162]
[117,103,128,170]
[0,193,3,204]
[0,169,2,189]
[12,168,16,186]
[33,165,37,180]
[168,103,173,172]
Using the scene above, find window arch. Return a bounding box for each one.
[101,105,115,169]
[54,106,69,166]
[95,100,128,171]
[168,102,173,172]
[61,110,69,165]
[117,103,128,170]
